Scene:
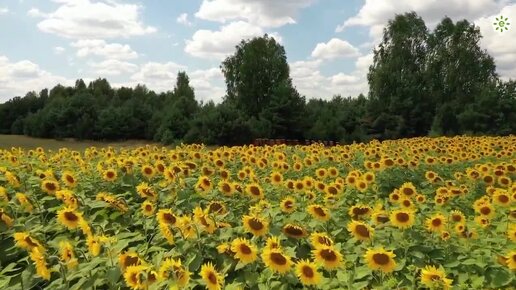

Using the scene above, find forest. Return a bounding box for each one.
[0,12,515,145]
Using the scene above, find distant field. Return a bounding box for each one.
[0,134,156,150]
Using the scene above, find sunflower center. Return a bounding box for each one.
[372,253,390,265]
[402,200,411,207]
[355,224,370,238]
[208,272,218,284]
[250,186,261,196]
[124,256,139,267]
[284,225,304,237]
[66,176,75,183]
[302,265,314,278]
[144,168,153,175]
[239,244,252,255]
[221,183,231,192]
[498,195,509,203]
[248,218,264,230]
[163,213,176,224]
[64,211,79,221]
[270,252,287,265]
[25,237,39,248]
[480,207,491,215]
[430,275,442,281]
[209,203,223,213]
[285,201,293,208]
[452,215,462,222]
[318,236,332,246]
[396,212,409,223]
[328,187,337,195]
[402,188,413,195]
[320,249,337,261]
[313,207,326,217]
[431,218,442,227]
[45,182,56,191]
[107,171,115,178]
[145,204,152,211]
[377,215,390,223]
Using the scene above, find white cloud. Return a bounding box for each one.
[34,0,156,39]
[54,46,65,54]
[71,39,138,60]
[128,62,187,92]
[89,59,138,76]
[0,56,73,102]
[185,21,282,60]
[337,0,505,44]
[311,38,360,60]
[0,7,9,15]
[27,7,47,17]
[475,4,516,80]
[189,67,226,103]
[195,0,315,27]
[290,54,372,99]
[177,13,192,26]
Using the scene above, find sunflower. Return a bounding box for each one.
[312,245,343,269]
[270,171,284,186]
[13,232,44,253]
[282,224,308,239]
[309,232,334,248]
[364,247,397,273]
[425,171,438,182]
[347,220,374,241]
[207,201,227,215]
[230,238,258,265]
[103,169,117,182]
[508,225,516,242]
[242,215,269,237]
[440,231,451,241]
[29,248,51,281]
[506,251,516,270]
[200,262,224,290]
[158,258,191,287]
[217,181,234,196]
[61,171,77,188]
[245,183,264,199]
[493,190,511,207]
[59,241,78,269]
[141,201,155,217]
[41,179,60,194]
[0,210,13,227]
[371,210,390,225]
[157,209,178,227]
[307,204,331,222]
[389,209,415,229]
[280,197,296,213]
[193,207,217,234]
[450,210,465,224]
[141,165,155,179]
[136,182,156,201]
[295,259,322,286]
[265,236,282,251]
[57,207,84,229]
[389,191,401,203]
[348,205,372,220]
[363,172,376,184]
[420,265,453,290]
[425,213,447,233]
[119,251,142,271]
[87,235,101,256]
[261,248,292,274]
[399,182,417,198]
[474,202,495,218]
[356,179,368,192]
[124,265,148,289]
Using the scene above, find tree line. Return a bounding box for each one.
[0,12,514,145]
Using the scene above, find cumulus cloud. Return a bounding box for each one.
[475,4,516,80]
[189,67,226,103]
[89,59,138,76]
[185,21,281,60]
[0,7,9,15]
[177,13,192,26]
[195,0,314,27]
[71,39,138,60]
[33,0,156,39]
[0,56,73,102]
[311,38,360,60]
[290,54,372,99]
[53,46,65,55]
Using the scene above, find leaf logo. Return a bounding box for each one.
[493,16,510,32]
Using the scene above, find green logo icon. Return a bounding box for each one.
[494,15,510,32]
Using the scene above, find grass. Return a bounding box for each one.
[0,134,157,151]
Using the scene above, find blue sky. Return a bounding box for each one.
[0,0,515,103]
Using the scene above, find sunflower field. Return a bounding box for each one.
[0,136,515,290]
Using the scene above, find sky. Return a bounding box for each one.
[0,0,515,103]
